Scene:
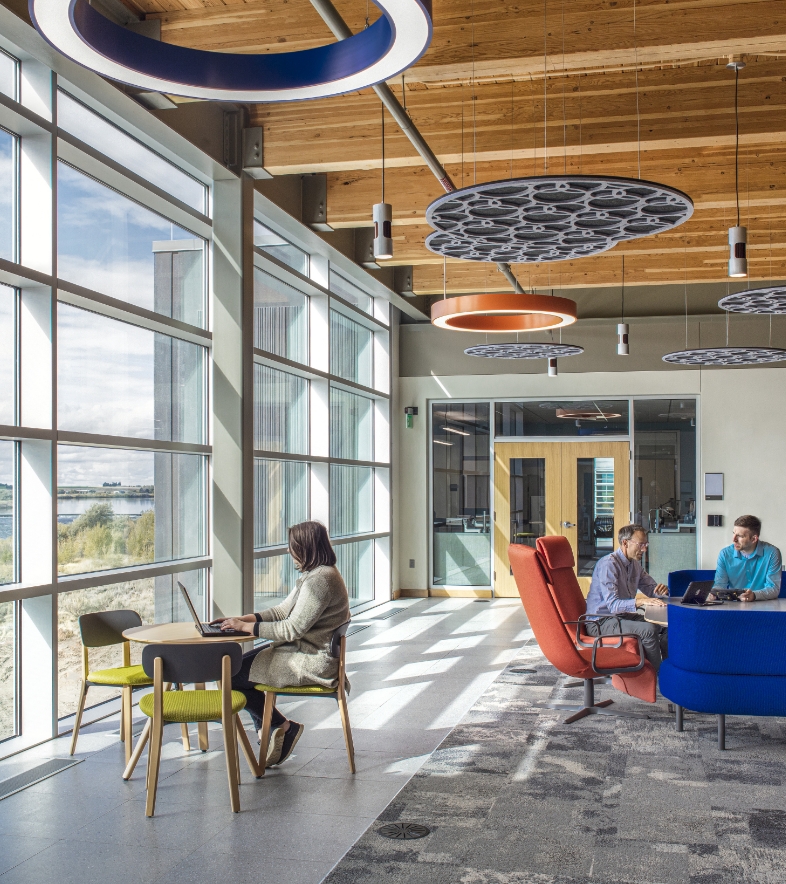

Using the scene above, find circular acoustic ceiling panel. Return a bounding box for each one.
[662,347,786,366]
[425,176,694,263]
[464,343,584,359]
[718,287,786,314]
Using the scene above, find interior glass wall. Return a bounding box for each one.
[496,400,629,437]
[634,398,697,583]
[253,364,308,453]
[253,269,308,362]
[432,403,491,586]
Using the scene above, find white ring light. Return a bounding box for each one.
[30,0,432,103]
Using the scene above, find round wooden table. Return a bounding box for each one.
[122,622,256,644]
[122,622,256,752]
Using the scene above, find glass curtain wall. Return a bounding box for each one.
[0,60,212,750]
[253,250,389,611]
[0,32,392,756]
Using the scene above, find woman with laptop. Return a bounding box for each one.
[212,521,350,768]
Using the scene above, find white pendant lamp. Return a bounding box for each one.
[727,61,747,278]
[548,357,559,377]
[373,103,393,260]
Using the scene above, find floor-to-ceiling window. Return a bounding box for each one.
[252,233,391,611]
[0,28,394,758]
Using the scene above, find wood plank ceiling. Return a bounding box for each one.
[126,0,786,297]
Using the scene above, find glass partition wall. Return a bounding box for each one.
[431,399,697,590]
[0,32,392,758]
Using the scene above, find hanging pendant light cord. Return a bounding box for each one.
[621,255,625,323]
[380,101,385,203]
[634,0,640,178]
[734,65,741,227]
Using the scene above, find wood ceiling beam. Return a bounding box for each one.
[251,61,786,175]
[132,0,786,82]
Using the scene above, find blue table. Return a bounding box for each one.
[657,598,786,749]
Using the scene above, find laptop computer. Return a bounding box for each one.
[177,582,248,637]
[713,588,743,600]
[681,580,723,606]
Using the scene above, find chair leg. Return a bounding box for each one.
[145,715,164,817]
[120,689,126,742]
[236,716,262,778]
[257,692,277,775]
[122,687,134,764]
[337,693,355,774]
[222,713,241,813]
[174,685,190,751]
[123,718,150,780]
[195,683,209,751]
[69,681,88,756]
[675,704,684,732]
[718,714,726,750]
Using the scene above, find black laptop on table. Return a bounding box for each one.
[177,582,248,637]
[681,580,723,606]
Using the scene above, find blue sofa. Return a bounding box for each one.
[659,582,786,749]
[667,569,786,598]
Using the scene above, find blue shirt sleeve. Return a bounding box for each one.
[594,556,638,615]
[714,547,730,589]
[754,545,781,600]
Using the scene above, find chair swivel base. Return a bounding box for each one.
[542,678,650,724]
[564,676,612,689]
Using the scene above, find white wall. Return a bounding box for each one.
[395,367,786,592]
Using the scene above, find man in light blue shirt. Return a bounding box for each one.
[585,524,669,672]
[714,515,781,602]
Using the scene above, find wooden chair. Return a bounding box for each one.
[132,641,261,816]
[70,610,153,763]
[256,621,354,774]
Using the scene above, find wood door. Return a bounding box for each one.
[559,441,630,596]
[493,441,630,598]
[494,442,562,598]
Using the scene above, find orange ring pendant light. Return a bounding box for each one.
[431,293,577,333]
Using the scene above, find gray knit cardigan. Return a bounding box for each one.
[248,564,351,691]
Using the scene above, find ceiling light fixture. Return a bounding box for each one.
[555,408,622,421]
[432,293,577,332]
[373,102,393,260]
[30,0,432,102]
[442,426,470,436]
[433,439,453,446]
[618,255,629,355]
[662,347,786,366]
[727,61,747,278]
[718,286,786,314]
[424,176,693,264]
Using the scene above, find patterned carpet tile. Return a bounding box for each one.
[324,656,786,884]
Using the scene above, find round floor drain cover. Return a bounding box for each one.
[378,822,431,840]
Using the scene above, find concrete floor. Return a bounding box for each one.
[0,598,531,884]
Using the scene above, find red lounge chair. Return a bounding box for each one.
[509,538,657,723]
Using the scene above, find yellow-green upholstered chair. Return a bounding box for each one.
[256,621,354,775]
[131,641,261,817]
[70,609,153,763]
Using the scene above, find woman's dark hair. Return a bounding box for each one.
[288,521,336,571]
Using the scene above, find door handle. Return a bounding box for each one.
[562,521,576,528]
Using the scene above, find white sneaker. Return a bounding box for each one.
[265,725,287,767]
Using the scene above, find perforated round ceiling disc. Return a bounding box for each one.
[662,347,786,366]
[425,175,694,263]
[464,343,584,359]
[718,287,786,314]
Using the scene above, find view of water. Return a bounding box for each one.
[57,496,154,524]
[0,514,10,540]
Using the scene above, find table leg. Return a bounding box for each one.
[196,683,209,751]
[718,714,726,750]
[675,705,684,732]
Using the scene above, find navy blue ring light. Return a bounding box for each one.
[30,0,432,102]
